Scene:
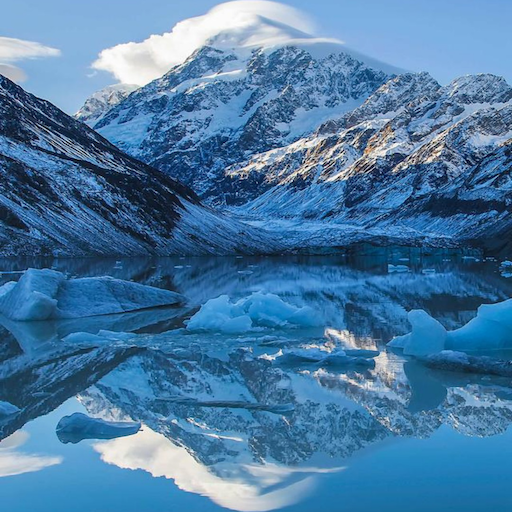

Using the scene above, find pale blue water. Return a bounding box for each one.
[1,248,512,512]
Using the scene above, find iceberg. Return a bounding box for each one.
[388,297,512,355]
[388,264,409,273]
[274,347,376,368]
[56,412,141,444]
[0,268,185,321]
[186,292,320,333]
[500,261,512,278]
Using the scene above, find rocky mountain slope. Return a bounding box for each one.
[222,72,512,251]
[75,83,138,126]
[0,75,278,256]
[91,39,398,195]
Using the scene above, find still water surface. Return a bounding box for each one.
[1,248,512,512]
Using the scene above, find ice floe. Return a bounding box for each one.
[271,347,376,368]
[56,412,141,444]
[500,261,512,278]
[388,297,512,355]
[0,268,185,321]
[186,292,320,333]
[388,264,409,273]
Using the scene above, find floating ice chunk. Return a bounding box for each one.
[421,350,512,377]
[62,330,137,345]
[56,413,141,444]
[344,349,380,358]
[278,347,346,362]
[0,281,16,299]
[0,268,185,321]
[274,347,375,368]
[0,269,63,321]
[387,335,408,349]
[388,297,512,355]
[186,292,319,333]
[0,401,20,416]
[389,309,446,355]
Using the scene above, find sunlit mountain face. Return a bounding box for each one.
[2,250,512,511]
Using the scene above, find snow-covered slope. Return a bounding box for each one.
[0,75,279,256]
[90,35,396,195]
[222,73,512,250]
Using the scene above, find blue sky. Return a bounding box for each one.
[2,0,511,113]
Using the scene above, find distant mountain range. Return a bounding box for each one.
[1,17,512,256]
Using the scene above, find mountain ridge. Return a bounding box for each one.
[0,74,279,256]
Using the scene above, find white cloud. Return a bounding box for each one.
[0,431,62,477]
[95,428,345,512]
[92,0,321,86]
[0,36,61,83]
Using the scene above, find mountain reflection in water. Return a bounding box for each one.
[1,249,512,512]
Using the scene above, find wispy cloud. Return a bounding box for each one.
[0,36,61,83]
[92,0,321,86]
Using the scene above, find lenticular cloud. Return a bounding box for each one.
[92,1,321,86]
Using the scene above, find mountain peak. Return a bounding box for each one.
[444,73,512,105]
[75,83,138,126]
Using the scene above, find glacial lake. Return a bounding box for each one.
[1,247,512,512]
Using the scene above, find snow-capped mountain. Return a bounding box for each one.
[82,19,512,254]
[90,37,398,195]
[75,83,138,126]
[0,75,278,256]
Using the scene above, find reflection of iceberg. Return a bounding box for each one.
[56,412,141,444]
[422,351,512,378]
[95,428,343,512]
[0,431,62,477]
[0,268,184,321]
[0,306,191,356]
